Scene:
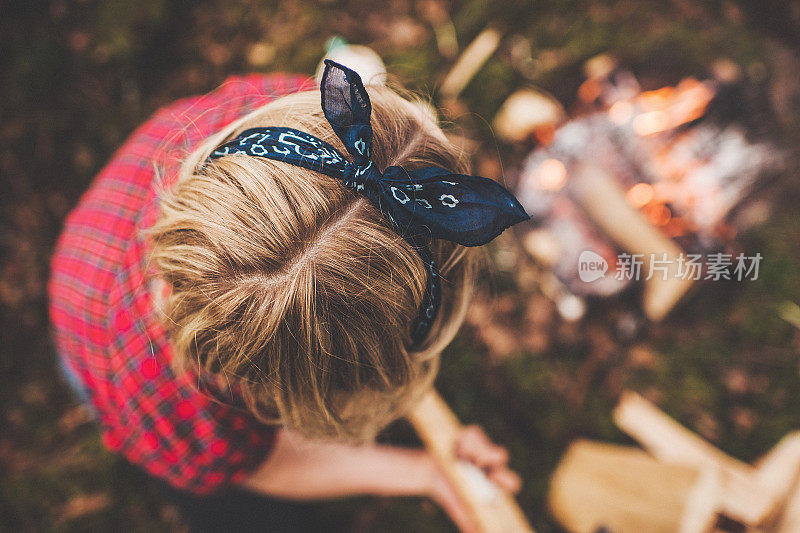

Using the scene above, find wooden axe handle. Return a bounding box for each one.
[408,391,534,533]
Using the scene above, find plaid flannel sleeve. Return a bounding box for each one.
[51,72,313,493]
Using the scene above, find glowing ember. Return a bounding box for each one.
[633,110,669,136]
[663,217,691,237]
[626,183,655,207]
[538,158,567,190]
[642,203,672,226]
[577,78,603,103]
[608,100,635,124]
[638,86,674,110]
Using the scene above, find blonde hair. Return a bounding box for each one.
[148,85,476,441]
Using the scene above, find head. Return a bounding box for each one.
[148,84,477,441]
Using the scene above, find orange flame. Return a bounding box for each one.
[609,77,715,136]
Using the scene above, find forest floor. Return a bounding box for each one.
[3,1,800,531]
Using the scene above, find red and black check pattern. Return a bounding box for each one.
[49,73,313,493]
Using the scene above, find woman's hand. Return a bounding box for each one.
[456,425,522,493]
[242,426,519,532]
[428,425,522,532]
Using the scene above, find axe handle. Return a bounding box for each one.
[408,391,535,533]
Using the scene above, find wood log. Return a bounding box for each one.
[775,477,800,533]
[439,28,502,99]
[408,391,535,533]
[570,163,694,321]
[613,391,782,525]
[549,440,719,533]
[744,432,800,532]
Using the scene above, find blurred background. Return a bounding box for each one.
[3,0,800,531]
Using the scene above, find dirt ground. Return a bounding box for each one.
[3,1,800,531]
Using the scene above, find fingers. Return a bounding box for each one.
[488,466,522,494]
[455,425,522,495]
[456,425,509,469]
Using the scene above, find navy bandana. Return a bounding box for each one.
[208,60,529,345]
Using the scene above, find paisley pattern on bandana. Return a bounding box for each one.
[208,60,530,345]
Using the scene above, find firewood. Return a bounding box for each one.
[549,440,719,533]
[613,391,785,525]
[745,432,800,531]
[493,89,565,143]
[440,27,502,99]
[753,432,800,506]
[570,163,694,321]
[774,478,800,533]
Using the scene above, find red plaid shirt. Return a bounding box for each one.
[49,73,313,493]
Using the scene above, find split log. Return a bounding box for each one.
[774,477,800,533]
[748,432,800,532]
[549,440,719,533]
[613,391,790,525]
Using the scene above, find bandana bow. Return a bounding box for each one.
[208,60,529,344]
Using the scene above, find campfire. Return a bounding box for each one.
[512,59,788,320]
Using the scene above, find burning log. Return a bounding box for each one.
[569,163,694,320]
